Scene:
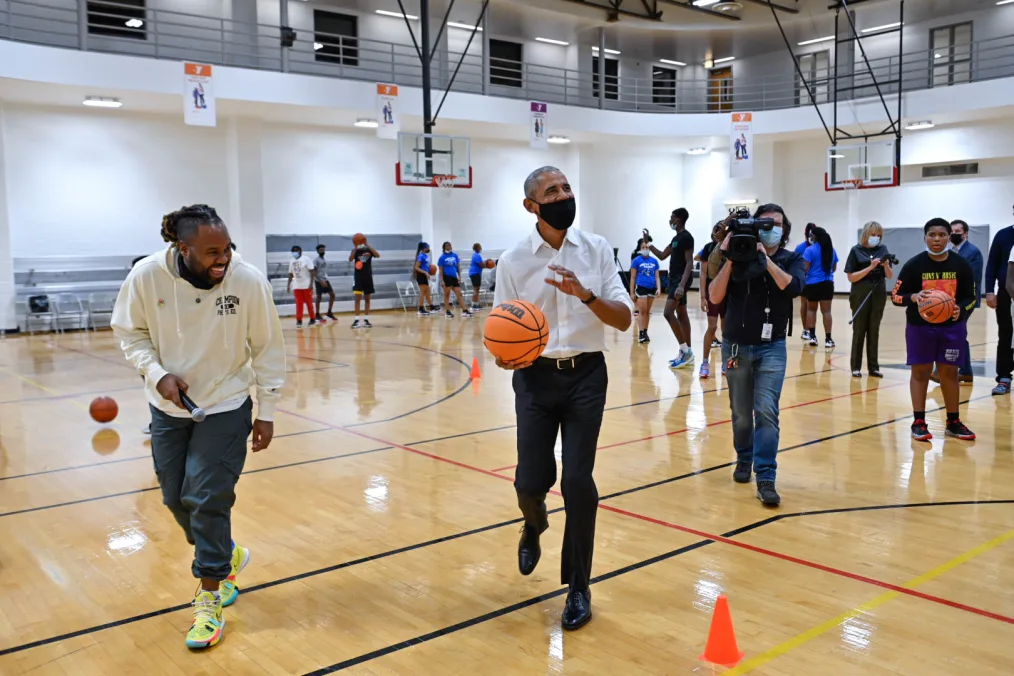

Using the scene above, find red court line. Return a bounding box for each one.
[301,409,1014,626]
[490,381,903,473]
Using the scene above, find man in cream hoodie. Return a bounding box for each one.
[112,204,285,650]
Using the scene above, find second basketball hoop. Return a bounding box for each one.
[396,132,473,190]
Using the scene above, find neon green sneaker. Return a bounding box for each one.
[221,542,250,608]
[186,590,224,649]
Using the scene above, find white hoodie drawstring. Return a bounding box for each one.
[173,274,182,337]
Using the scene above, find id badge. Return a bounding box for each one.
[761,323,773,342]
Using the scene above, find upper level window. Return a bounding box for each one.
[87,0,146,40]
[314,10,358,66]
[931,22,972,87]
[652,67,676,106]
[796,51,830,104]
[593,56,619,100]
[490,39,523,88]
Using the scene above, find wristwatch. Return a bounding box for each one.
[581,290,598,305]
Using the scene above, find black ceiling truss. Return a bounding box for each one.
[742,0,799,12]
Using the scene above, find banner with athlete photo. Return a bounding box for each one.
[183,62,216,127]
[729,112,753,178]
[530,101,548,149]
[376,83,400,139]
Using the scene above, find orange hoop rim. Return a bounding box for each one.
[433,174,459,189]
[842,178,864,190]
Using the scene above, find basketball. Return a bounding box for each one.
[483,300,549,364]
[352,233,366,246]
[429,264,437,275]
[918,289,956,324]
[485,259,496,269]
[355,261,363,270]
[89,396,118,424]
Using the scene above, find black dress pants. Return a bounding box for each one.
[512,352,607,591]
[996,288,1013,382]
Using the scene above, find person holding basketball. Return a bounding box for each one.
[438,241,474,320]
[891,218,977,441]
[112,204,285,649]
[349,236,380,329]
[313,244,337,323]
[413,242,433,316]
[469,243,484,312]
[629,241,661,343]
[493,165,632,631]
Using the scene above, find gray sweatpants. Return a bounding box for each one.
[150,398,252,580]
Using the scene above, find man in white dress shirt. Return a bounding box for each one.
[493,166,633,630]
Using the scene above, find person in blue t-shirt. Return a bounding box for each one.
[468,242,485,312]
[795,223,816,342]
[802,226,840,348]
[438,241,473,319]
[629,243,662,344]
[413,242,434,316]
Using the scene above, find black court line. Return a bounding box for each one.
[0,384,142,408]
[0,396,968,656]
[289,354,351,368]
[305,499,1014,674]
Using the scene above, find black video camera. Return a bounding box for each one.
[725,207,778,263]
[886,253,900,266]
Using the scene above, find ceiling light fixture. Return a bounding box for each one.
[548,136,571,144]
[905,120,935,130]
[798,35,834,46]
[124,18,143,28]
[535,37,570,46]
[692,0,720,5]
[829,154,846,159]
[82,97,122,108]
[999,0,1014,5]
[591,46,621,55]
[723,198,758,206]
[687,147,710,155]
[659,58,686,66]
[714,56,735,64]
[861,22,903,33]
[447,21,481,31]
[375,10,418,20]
[355,119,379,128]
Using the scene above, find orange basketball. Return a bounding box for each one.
[918,289,956,324]
[89,396,118,424]
[483,300,549,364]
[429,264,437,275]
[355,261,364,270]
[352,233,366,246]
[485,259,496,269]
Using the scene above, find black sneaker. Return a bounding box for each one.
[296,320,303,328]
[308,318,317,327]
[825,337,835,349]
[462,310,474,319]
[733,460,752,484]
[756,481,780,507]
[445,311,454,319]
[911,419,932,441]
[711,339,722,348]
[869,370,884,378]
[808,335,818,347]
[800,329,811,342]
[417,309,429,317]
[327,313,337,321]
[350,319,361,329]
[363,318,372,328]
[643,331,650,343]
[852,370,862,378]
[945,419,976,440]
[637,330,648,344]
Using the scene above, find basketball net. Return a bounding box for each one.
[843,178,863,243]
[434,174,457,195]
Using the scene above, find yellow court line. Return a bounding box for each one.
[0,366,88,410]
[725,527,1014,675]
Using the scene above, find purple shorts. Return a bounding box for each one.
[905,322,967,366]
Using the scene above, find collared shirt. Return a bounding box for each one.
[493,226,633,359]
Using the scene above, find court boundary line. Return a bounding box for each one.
[302,500,1014,674]
[0,396,976,656]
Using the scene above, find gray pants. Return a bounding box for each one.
[150,398,252,580]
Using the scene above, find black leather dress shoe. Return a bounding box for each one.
[561,588,592,630]
[518,524,542,576]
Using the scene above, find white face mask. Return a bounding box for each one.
[926,242,953,255]
[639,249,650,257]
[867,236,881,247]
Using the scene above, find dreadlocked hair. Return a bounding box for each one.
[160,204,224,244]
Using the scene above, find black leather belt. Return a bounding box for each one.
[534,352,601,370]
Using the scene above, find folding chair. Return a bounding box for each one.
[87,292,118,330]
[54,293,90,332]
[19,296,59,334]
[396,281,419,312]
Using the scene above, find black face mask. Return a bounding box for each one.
[949,233,964,246]
[318,251,325,257]
[535,197,577,231]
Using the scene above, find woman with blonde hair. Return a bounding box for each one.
[844,220,894,377]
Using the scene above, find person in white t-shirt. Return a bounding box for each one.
[287,245,317,327]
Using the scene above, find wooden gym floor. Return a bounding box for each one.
[0,293,1012,675]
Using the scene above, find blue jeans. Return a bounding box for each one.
[150,398,252,580]
[722,340,787,483]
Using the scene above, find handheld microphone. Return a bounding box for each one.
[179,391,207,422]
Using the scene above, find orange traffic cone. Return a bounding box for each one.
[699,594,744,667]
[470,357,482,379]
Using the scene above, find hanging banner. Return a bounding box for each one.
[183,62,216,127]
[376,83,400,139]
[730,112,753,178]
[530,101,548,149]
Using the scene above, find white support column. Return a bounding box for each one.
[481,5,490,95]
[225,118,267,275]
[0,105,15,333]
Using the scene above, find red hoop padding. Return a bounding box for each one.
[395,164,473,189]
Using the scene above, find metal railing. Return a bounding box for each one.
[3,0,1014,114]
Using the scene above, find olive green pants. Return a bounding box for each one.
[849,281,887,372]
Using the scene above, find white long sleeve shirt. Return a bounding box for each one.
[111,247,286,421]
[493,226,633,359]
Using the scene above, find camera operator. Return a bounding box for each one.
[708,204,805,507]
[844,221,894,378]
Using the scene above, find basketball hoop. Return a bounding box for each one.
[842,178,864,191]
[433,174,458,193]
